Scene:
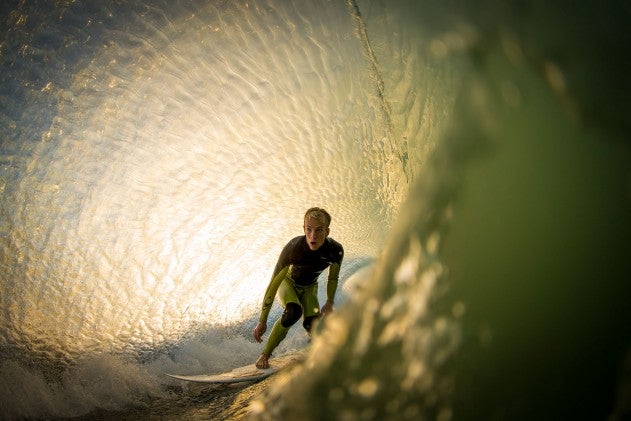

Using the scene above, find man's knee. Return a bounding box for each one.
[281,302,303,327]
[303,315,319,332]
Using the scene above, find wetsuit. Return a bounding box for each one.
[259,235,344,356]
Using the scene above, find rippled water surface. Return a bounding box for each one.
[1,0,629,419]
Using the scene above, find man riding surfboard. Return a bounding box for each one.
[253,207,344,369]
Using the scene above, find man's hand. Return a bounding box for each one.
[253,322,267,343]
[321,301,334,317]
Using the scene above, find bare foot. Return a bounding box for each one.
[255,353,269,369]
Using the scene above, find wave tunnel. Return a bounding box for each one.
[1,0,629,419]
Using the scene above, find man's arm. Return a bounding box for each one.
[253,265,289,343]
[254,240,294,343]
[259,265,289,323]
[321,262,341,316]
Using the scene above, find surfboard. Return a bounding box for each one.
[166,352,305,384]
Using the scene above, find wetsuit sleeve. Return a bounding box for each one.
[259,265,289,323]
[259,240,294,323]
[271,238,294,279]
[326,262,341,304]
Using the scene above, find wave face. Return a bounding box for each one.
[1,0,629,419]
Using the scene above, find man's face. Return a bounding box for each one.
[304,217,329,250]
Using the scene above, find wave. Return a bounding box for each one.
[1,0,629,419]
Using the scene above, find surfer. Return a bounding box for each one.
[253,207,344,369]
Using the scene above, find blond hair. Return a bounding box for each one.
[304,207,331,227]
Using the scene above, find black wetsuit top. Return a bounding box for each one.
[259,236,344,323]
[273,236,344,286]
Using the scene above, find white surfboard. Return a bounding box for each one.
[166,352,305,384]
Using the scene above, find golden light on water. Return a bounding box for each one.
[2,1,629,419]
[5,1,407,356]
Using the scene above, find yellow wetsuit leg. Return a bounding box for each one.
[299,282,320,319]
[262,279,320,356]
[262,278,299,356]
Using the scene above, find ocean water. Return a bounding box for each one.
[1,0,629,419]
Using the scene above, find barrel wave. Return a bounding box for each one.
[1,0,629,419]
